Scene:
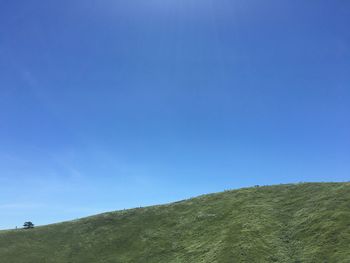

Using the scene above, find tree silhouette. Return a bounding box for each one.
[23,222,34,229]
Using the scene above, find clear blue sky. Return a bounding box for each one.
[0,0,349,229]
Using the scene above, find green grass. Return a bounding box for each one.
[1,183,350,262]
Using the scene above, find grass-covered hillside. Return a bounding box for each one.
[0,183,349,263]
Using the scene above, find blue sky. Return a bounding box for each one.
[0,0,349,229]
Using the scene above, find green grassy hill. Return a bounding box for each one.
[1,183,350,262]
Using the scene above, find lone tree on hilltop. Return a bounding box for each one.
[23,221,34,229]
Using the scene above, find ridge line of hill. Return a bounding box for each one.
[0,182,349,263]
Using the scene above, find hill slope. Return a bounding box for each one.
[0,183,350,262]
